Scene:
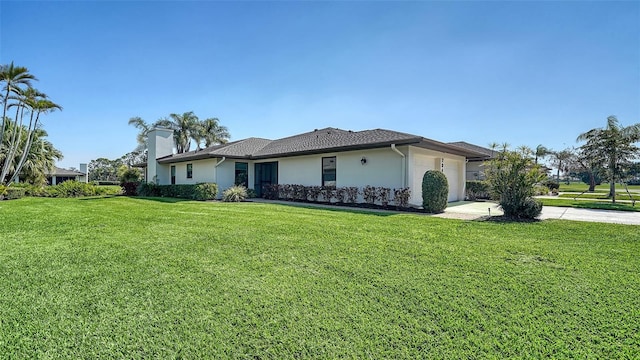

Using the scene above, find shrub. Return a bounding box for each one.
[52,181,97,197]
[484,148,545,219]
[262,184,279,200]
[5,187,26,200]
[121,182,139,196]
[246,188,257,199]
[422,170,449,213]
[465,181,490,201]
[292,185,307,201]
[320,186,335,202]
[222,185,247,202]
[543,180,560,191]
[393,188,411,208]
[118,166,142,183]
[377,187,391,207]
[345,187,359,204]
[335,187,347,203]
[0,185,6,200]
[307,186,321,202]
[137,183,161,197]
[193,183,218,201]
[363,185,378,205]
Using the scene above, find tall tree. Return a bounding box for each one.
[0,62,36,148]
[0,63,61,186]
[535,144,551,165]
[155,111,199,153]
[199,117,230,148]
[551,149,573,183]
[576,116,640,202]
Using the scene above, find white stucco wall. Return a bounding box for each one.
[216,160,237,193]
[408,147,466,205]
[261,146,408,190]
[170,158,218,184]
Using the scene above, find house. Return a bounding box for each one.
[448,142,496,180]
[46,164,88,185]
[141,127,488,206]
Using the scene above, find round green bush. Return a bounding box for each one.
[422,170,449,213]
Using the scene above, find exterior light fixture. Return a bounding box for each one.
[361,157,367,165]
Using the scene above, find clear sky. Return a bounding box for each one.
[1,1,638,169]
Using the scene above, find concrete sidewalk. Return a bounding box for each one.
[253,199,640,225]
[440,201,640,225]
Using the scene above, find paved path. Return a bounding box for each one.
[253,199,640,225]
[440,201,640,225]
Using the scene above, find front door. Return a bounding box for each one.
[254,162,278,197]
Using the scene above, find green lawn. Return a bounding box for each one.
[558,182,640,193]
[539,198,640,212]
[1,197,639,358]
[558,193,640,201]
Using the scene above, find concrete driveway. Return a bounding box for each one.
[439,201,640,225]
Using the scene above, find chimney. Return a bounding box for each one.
[147,128,174,184]
[79,163,88,183]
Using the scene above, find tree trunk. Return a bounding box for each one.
[588,172,596,192]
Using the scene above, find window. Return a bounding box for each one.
[235,162,248,187]
[186,164,193,179]
[171,166,176,184]
[322,157,336,186]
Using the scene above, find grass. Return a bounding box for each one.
[558,182,640,193]
[540,197,640,212]
[1,197,639,358]
[558,193,640,201]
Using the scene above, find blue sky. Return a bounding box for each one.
[1,1,638,169]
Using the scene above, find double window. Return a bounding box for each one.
[322,157,336,186]
[235,162,248,187]
[186,164,193,179]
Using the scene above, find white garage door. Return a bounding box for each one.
[443,159,460,202]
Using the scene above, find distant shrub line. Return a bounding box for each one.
[262,184,412,208]
[0,181,123,200]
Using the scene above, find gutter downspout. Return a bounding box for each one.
[390,144,406,188]
[214,157,226,185]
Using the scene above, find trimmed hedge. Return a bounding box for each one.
[136,183,218,201]
[7,182,122,198]
[5,187,26,200]
[422,170,449,213]
[465,181,490,200]
[261,184,412,208]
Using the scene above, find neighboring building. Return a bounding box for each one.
[448,142,496,180]
[46,164,88,185]
[140,128,487,206]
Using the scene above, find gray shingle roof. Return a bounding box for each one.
[448,141,496,159]
[157,127,486,164]
[47,167,85,176]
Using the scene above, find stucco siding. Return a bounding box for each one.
[171,158,218,184]
[276,155,322,185]
[216,160,236,193]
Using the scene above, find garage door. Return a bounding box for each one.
[443,159,460,202]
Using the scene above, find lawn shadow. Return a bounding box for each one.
[254,200,402,217]
[77,195,118,201]
[128,196,193,203]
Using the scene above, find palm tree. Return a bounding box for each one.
[200,117,230,148]
[128,116,152,152]
[3,92,62,184]
[154,111,199,153]
[551,149,573,184]
[535,144,551,165]
[577,116,640,202]
[0,62,36,149]
[10,128,63,185]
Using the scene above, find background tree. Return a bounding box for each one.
[535,144,551,165]
[576,116,640,202]
[127,116,152,153]
[568,147,603,192]
[0,63,61,186]
[155,111,199,153]
[88,157,124,182]
[199,117,230,148]
[550,148,573,183]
